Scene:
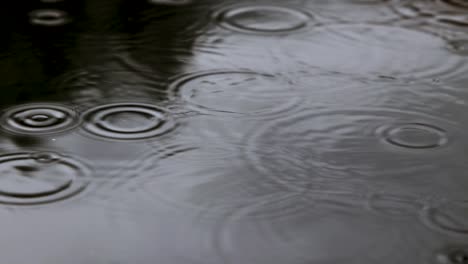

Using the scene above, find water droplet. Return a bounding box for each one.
[436,246,468,264]
[82,103,176,140]
[0,104,79,135]
[422,200,468,236]
[29,9,70,27]
[31,115,49,122]
[215,5,311,34]
[0,153,88,205]
[169,71,301,117]
[378,123,448,149]
[30,152,60,164]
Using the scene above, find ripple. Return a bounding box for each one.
[29,9,70,27]
[304,0,399,23]
[118,144,319,217]
[0,104,79,135]
[440,0,468,8]
[0,152,89,205]
[214,5,312,34]
[377,123,448,149]
[422,200,468,236]
[392,0,468,31]
[215,198,418,264]
[448,40,468,56]
[169,70,300,118]
[245,108,458,192]
[367,193,425,218]
[435,245,468,264]
[52,69,168,111]
[148,0,192,5]
[281,24,468,81]
[82,103,176,140]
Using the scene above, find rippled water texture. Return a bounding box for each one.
[1,0,468,263]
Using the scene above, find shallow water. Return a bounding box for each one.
[1,0,468,263]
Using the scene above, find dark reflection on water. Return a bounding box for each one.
[1,0,468,263]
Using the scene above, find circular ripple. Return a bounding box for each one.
[169,70,300,117]
[392,0,468,31]
[435,246,468,264]
[378,123,448,149]
[246,108,457,192]
[422,200,468,236]
[82,103,176,140]
[281,24,468,80]
[0,152,88,205]
[29,9,70,27]
[214,5,312,34]
[0,104,79,135]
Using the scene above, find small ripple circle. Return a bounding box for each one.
[29,9,70,27]
[0,103,79,135]
[377,123,448,149]
[82,103,176,140]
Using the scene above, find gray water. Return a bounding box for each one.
[0,0,468,263]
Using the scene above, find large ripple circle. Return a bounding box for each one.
[214,5,312,34]
[169,70,301,117]
[0,152,89,205]
[82,103,176,140]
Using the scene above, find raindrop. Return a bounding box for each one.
[422,200,468,236]
[82,103,176,140]
[29,9,70,27]
[30,152,60,164]
[0,104,79,135]
[169,70,300,117]
[0,153,89,205]
[214,5,311,34]
[377,123,448,149]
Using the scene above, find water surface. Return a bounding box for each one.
[1,0,468,263]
